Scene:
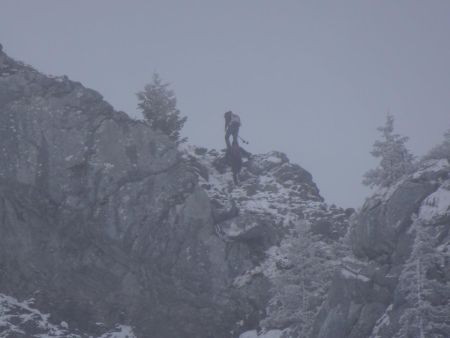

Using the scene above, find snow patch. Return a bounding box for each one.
[233,266,263,288]
[340,266,370,282]
[412,159,450,179]
[418,181,450,221]
[266,156,282,164]
[97,325,137,338]
[0,293,136,338]
[104,162,115,170]
[239,329,283,338]
[370,304,393,338]
[223,220,259,238]
[0,293,76,338]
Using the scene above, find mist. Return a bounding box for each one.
[1,1,449,206]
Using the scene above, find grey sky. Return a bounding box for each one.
[1,0,449,208]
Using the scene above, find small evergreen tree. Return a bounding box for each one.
[137,73,187,143]
[394,217,450,338]
[424,128,450,161]
[363,114,414,188]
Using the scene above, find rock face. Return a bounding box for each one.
[313,159,450,338]
[6,44,446,338]
[184,147,351,337]
[0,47,234,337]
[0,46,350,337]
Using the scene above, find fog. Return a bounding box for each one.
[1,0,449,207]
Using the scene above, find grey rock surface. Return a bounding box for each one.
[9,44,445,338]
[314,159,450,338]
[0,46,235,337]
[184,146,352,337]
[1,45,347,338]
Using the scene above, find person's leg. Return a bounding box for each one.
[225,127,232,148]
[231,124,239,145]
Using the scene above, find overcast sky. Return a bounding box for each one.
[1,0,449,208]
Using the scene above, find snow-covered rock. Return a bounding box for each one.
[239,329,284,338]
[0,293,136,338]
[182,145,352,336]
[315,159,450,338]
[0,45,352,338]
[0,46,229,338]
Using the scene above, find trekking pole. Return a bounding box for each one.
[239,136,249,145]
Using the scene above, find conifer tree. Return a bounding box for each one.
[394,218,450,338]
[137,73,187,143]
[363,114,414,188]
[424,128,450,161]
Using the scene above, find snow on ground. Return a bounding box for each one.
[418,179,450,221]
[371,159,450,204]
[340,266,370,282]
[412,159,450,180]
[182,145,350,289]
[266,156,282,164]
[370,304,393,338]
[239,329,283,338]
[0,294,77,338]
[182,145,328,227]
[97,325,136,338]
[0,293,136,338]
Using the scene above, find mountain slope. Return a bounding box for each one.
[0,45,351,337]
[313,159,450,338]
[0,45,230,337]
[7,44,444,338]
[183,146,352,337]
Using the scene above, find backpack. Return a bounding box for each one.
[230,113,241,126]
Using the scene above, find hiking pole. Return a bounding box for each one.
[239,136,249,145]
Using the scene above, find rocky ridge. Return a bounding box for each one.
[0,45,226,337]
[3,43,446,338]
[313,159,450,338]
[183,146,352,337]
[0,45,351,337]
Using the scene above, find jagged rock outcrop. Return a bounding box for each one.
[1,45,352,338]
[0,46,233,337]
[184,147,352,337]
[313,159,450,338]
[9,43,447,338]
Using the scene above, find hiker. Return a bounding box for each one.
[224,111,241,149]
